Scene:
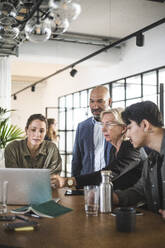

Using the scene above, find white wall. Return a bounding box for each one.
[0,58,11,110]
[11,23,165,130]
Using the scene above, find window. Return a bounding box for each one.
[58,66,165,176]
[126,75,141,100]
[112,80,125,102]
[143,71,157,103]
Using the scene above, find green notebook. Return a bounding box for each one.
[11,200,73,218]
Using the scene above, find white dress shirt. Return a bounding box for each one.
[93,119,106,171]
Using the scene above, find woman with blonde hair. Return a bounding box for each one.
[54,107,146,190]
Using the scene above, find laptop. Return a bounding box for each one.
[0,168,52,205]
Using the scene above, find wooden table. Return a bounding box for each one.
[0,189,165,248]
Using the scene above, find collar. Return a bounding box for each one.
[92,117,101,125]
[23,138,47,157]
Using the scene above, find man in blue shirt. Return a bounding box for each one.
[72,85,112,176]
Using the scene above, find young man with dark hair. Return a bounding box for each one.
[113,101,165,219]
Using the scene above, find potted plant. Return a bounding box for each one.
[0,107,24,167]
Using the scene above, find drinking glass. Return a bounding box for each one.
[84,185,99,216]
[0,181,8,214]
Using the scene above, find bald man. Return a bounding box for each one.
[71,85,112,177]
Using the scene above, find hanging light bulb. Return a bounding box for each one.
[0,24,19,40]
[49,0,72,10]
[50,1,67,22]
[25,17,52,43]
[51,14,69,35]
[65,2,81,21]
[0,2,17,25]
[49,0,81,22]
[0,1,82,55]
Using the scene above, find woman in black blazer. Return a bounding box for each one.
[54,108,146,190]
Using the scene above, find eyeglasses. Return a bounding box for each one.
[100,122,120,129]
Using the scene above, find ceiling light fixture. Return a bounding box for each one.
[31,85,36,92]
[0,0,81,55]
[13,94,17,100]
[136,33,144,47]
[11,18,165,99]
[25,15,52,43]
[70,67,77,77]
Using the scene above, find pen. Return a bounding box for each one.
[15,215,29,222]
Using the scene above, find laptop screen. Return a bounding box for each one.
[0,168,52,205]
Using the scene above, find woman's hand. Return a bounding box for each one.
[113,192,119,205]
[50,174,67,188]
[159,209,165,220]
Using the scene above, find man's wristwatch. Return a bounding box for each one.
[66,178,74,188]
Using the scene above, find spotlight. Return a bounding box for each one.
[31,85,35,92]
[70,68,78,77]
[13,94,17,100]
[136,33,144,47]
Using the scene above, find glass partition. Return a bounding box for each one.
[143,71,157,103]
[126,75,141,99]
[112,80,125,102]
[57,66,165,175]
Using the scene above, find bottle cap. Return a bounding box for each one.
[101,170,112,176]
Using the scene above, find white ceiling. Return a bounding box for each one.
[17,0,165,58]
[67,0,165,38]
[11,0,165,71]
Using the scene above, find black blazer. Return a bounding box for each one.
[75,140,145,190]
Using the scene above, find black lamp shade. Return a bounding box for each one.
[70,68,77,77]
[136,33,144,47]
[31,85,35,92]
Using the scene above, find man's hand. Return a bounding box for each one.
[50,174,67,188]
[159,209,165,220]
